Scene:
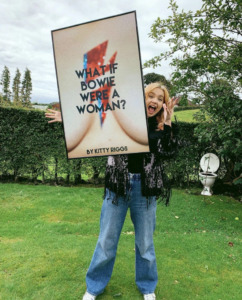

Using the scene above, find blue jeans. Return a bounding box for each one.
[86,174,158,296]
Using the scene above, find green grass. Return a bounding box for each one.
[0,183,241,300]
[173,109,200,123]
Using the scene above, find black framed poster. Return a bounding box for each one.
[52,11,149,158]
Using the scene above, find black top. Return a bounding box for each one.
[128,117,172,173]
[128,153,143,173]
[105,116,179,205]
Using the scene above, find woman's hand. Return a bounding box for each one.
[45,109,62,123]
[163,96,180,126]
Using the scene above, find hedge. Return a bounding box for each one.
[0,106,217,186]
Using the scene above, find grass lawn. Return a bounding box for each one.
[0,183,241,300]
[173,109,200,123]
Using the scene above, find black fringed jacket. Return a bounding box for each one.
[104,117,179,205]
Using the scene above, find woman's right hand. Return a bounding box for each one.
[45,109,62,123]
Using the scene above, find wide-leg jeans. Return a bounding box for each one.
[85,174,158,296]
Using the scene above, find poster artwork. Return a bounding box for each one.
[52,11,149,158]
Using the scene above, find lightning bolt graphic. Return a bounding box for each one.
[83,41,117,126]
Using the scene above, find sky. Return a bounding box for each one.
[0,0,203,104]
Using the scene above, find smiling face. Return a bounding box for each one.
[145,87,164,118]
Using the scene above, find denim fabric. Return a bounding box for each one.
[86,174,158,296]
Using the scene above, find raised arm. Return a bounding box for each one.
[45,109,62,123]
[149,96,180,158]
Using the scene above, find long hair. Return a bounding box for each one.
[145,82,170,130]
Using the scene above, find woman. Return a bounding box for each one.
[46,82,179,300]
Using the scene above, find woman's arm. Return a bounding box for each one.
[45,109,62,123]
[156,123,179,159]
[149,123,179,158]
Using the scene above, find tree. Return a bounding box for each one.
[145,0,242,184]
[145,0,241,99]
[21,68,32,107]
[12,68,21,105]
[143,72,173,92]
[178,95,188,106]
[0,66,11,105]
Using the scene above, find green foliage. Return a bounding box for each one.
[12,68,21,105]
[21,68,32,107]
[0,106,63,181]
[0,106,107,183]
[143,72,173,92]
[165,122,204,187]
[82,157,107,183]
[194,80,242,182]
[0,66,11,104]
[0,66,33,108]
[178,95,188,106]
[145,0,241,95]
[0,106,195,186]
[1,106,240,190]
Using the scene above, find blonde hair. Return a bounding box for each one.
[145,82,170,130]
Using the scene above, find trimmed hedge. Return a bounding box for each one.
[0,106,83,183]
[0,106,213,186]
[165,121,205,187]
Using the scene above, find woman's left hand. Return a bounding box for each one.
[163,96,180,126]
[45,109,62,123]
